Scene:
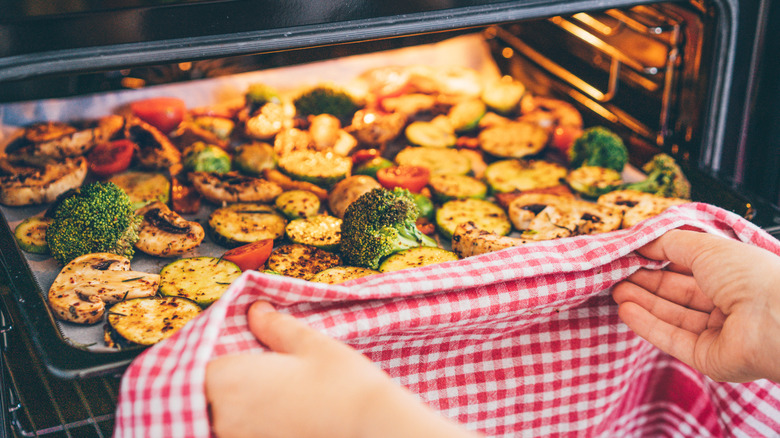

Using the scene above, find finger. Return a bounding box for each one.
[617,301,698,368]
[622,268,715,312]
[246,300,331,355]
[612,280,711,333]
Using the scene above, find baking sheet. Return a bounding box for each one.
[0,33,504,352]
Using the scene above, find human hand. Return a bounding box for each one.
[206,301,479,438]
[612,229,780,383]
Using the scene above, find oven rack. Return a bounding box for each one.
[1,293,118,437]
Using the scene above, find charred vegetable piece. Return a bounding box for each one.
[109,171,171,210]
[275,189,321,219]
[310,266,379,284]
[233,142,276,176]
[481,77,526,114]
[182,141,232,173]
[328,175,383,219]
[277,150,352,188]
[106,296,202,347]
[565,166,623,198]
[447,99,486,132]
[293,85,360,123]
[405,120,456,148]
[135,202,205,257]
[209,203,287,247]
[285,215,342,251]
[478,121,548,158]
[189,171,283,204]
[484,159,567,193]
[266,244,341,280]
[0,156,88,207]
[568,126,628,172]
[435,198,511,240]
[159,256,242,306]
[378,246,459,273]
[13,216,52,254]
[428,174,488,202]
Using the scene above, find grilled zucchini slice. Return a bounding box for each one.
[106,296,202,347]
[565,166,623,198]
[208,203,287,247]
[285,215,342,251]
[275,189,321,219]
[478,121,549,158]
[394,147,471,175]
[484,159,567,193]
[310,266,379,284]
[266,244,341,280]
[447,99,486,132]
[481,77,526,114]
[109,171,171,210]
[159,256,242,306]
[436,198,511,240]
[233,141,276,176]
[378,247,459,273]
[13,216,52,254]
[277,150,352,188]
[405,120,456,148]
[428,174,487,202]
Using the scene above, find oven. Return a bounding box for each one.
[1,0,779,436]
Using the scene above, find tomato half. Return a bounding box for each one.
[376,165,430,193]
[222,239,274,272]
[130,97,186,133]
[351,148,381,165]
[87,139,135,177]
[550,125,583,157]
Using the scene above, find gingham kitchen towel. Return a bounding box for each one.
[114,203,780,437]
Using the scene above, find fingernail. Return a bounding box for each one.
[250,300,275,315]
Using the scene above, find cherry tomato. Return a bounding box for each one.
[550,125,583,156]
[376,165,430,193]
[222,239,274,272]
[87,139,135,177]
[351,148,381,165]
[130,97,186,133]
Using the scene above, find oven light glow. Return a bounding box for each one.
[502,47,514,59]
[178,62,193,71]
[363,113,376,124]
[121,77,146,89]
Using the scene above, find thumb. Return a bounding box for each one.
[246,300,325,355]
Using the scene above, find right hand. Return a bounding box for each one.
[612,229,780,383]
[206,300,480,438]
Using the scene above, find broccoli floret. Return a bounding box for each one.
[340,188,437,269]
[245,83,281,114]
[568,126,629,172]
[622,153,692,199]
[293,86,359,123]
[46,181,142,265]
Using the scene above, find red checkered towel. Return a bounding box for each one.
[113,203,780,437]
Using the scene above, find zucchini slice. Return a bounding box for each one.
[208,203,287,247]
[481,77,526,114]
[448,99,486,132]
[394,147,471,175]
[285,215,342,251]
[405,121,456,148]
[310,266,379,284]
[378,246,459,273]
[266,244,341,280]
[277,150,352,188]
[484,159,568,193]
[109,171,171,210]
[565,166,623,198]
[275,189,321,219]
[436,198,511,240]
[13,216,52,254]
[159,256,242,306]
[478,121,549,158]
[106,296,202,346]
[428,174,488,202]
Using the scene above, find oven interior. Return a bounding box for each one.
[2,0,779,435]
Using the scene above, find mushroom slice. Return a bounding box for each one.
[349,109,407,146]
[125,116,182,170]
[135,201,205,257]
[451,221,531,258]
[508,193,622,239]
[0,156,87,206]
[598,189,687,228]
[48,253,159,324]
[574,203,623,235]
[189,171,283,204]
[8,116,125,161]
[507,193,574,230]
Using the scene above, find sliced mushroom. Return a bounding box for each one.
[135,202,205,257]
[189,171,283,204]
[451,221,531,258]
[508,193,622,240]
[598,189,688,228]
[48,253,159,324]
[349,109,407,146]
[6,115,124,161]
[0,156,87,206]
[125,116,182,170]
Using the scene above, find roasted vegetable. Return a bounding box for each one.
[293,85,360,123]
[285,215,342,251]
[266,244,341,280]
[182,141,232,173]
[378,246,459,273]
[13,216,52,254]
[568,126,628,172]
[481,76,526,114]
[340,188,437,269]
[233,142,276,176]
[159,256,242,306]
[245,83,282,114]
[565,166,623,198]
[45,181,142,264]
[106,296,202,347]
[621,153,692,199]
[108,171,170,210]
[310,266,379,284]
